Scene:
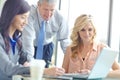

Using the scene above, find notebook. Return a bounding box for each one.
[62,47,118,79]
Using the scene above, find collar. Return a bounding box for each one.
[37,8,49,23]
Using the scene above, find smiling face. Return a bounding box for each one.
[38,0,56,21]
[78,23,95,43]
[11,11,30,32]
[71,14,96,45]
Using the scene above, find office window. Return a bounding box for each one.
[111,0,120,62]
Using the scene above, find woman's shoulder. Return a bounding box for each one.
[93,40,108,51]
[66,45,72,51]
[97,41,107,47]
[65,45,72,54]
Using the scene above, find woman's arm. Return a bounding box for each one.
[107,61,120,78]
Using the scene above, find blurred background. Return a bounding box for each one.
[0,0,119,67]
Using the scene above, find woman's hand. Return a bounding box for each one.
[44,67,65,76]
[76,69,90,74]
[107,70,120,78]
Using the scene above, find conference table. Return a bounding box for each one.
[12,74,120,80]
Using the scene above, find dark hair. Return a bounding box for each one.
[0,0,30,54]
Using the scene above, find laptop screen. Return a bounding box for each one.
[88,47,118,79]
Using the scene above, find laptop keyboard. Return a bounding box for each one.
[62,73,89,78]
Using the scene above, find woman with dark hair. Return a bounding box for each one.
[0,0,31,80]
[0,0,65,79]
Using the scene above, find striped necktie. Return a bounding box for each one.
[36,21,45,59]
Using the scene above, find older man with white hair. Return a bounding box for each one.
[22,0,70,68]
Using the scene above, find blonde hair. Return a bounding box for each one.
[70,14,96,58]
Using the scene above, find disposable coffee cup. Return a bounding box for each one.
[12,75,22,80]
[30,59,45,80]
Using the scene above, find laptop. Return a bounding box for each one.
[62,47,118,79]
[20,47,118,80]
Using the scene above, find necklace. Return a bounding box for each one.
[82,58,85,61]
[78,45,92,61]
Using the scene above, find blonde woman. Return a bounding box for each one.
[62,14,120,76]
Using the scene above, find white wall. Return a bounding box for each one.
[110,0,120,51]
